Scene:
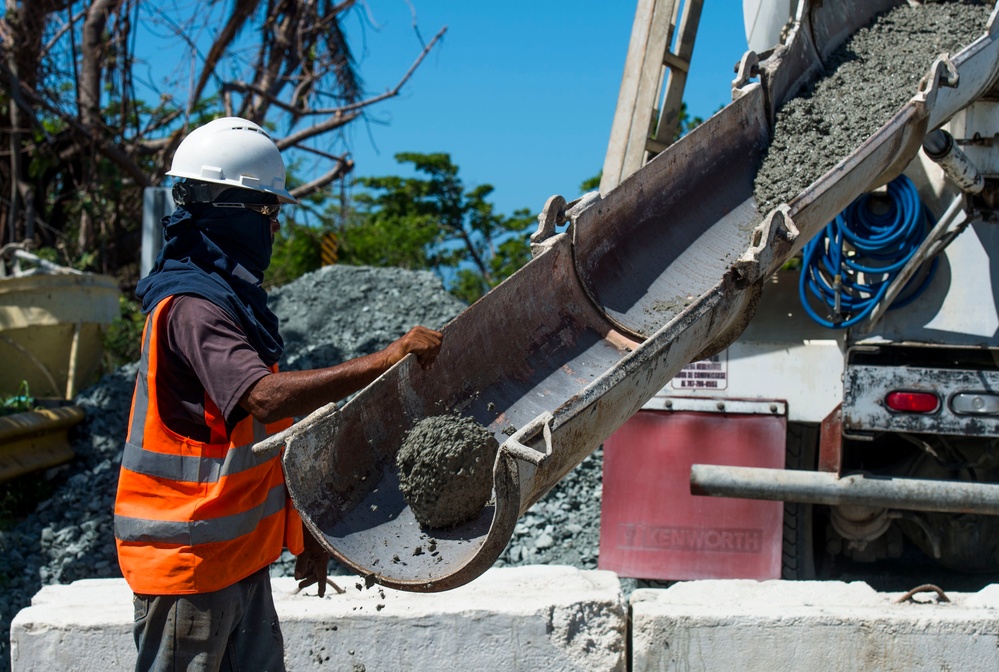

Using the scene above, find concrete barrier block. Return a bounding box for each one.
[9,579,135,672]
[631,580,999,672]
[280,565,625,671]
[11,565,625,672]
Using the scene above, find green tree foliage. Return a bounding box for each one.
[580,173,602,192]
[267,221,327,288]
[103,295,146,371]
[340,153,535,304]
[675,101,705,141]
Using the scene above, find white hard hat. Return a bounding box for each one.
[166,117,297,204]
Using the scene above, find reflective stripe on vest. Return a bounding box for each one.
[113,296,300,595]
[115,482,287,545]
[120,432,269,483]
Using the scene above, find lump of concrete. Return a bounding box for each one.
[396,413,499,529]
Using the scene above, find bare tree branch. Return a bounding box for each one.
[81,0,125,126]
[291,156,354,198]
[275,25,446,149]
[191,0,262,109]
[0,0,445,287]
[335,25,446,116]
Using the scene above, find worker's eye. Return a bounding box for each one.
[212,203,281,217]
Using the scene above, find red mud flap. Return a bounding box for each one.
[599,409,786,581]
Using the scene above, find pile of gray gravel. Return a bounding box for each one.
[0,264,607,671]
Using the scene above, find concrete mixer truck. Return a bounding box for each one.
[599,0,999,584]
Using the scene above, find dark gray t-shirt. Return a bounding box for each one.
[156,295,272,441]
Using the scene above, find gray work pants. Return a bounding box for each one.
[132,567,286,672]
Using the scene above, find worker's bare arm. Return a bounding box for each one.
[240,326,443,423]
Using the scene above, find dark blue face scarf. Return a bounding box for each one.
[136,199,283,366]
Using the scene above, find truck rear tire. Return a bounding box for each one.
[782,422,819,580]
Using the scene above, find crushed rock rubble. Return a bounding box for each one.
[0,265,607,670]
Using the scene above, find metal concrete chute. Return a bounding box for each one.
[272,232,641,591]
[572,78,773,348]
[266,1,999,591]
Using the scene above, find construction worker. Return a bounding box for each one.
[113,117,443,671]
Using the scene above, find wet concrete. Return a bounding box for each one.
[396,414,499,529]
[754,1,992,212]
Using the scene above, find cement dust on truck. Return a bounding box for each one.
[256,0,999,592]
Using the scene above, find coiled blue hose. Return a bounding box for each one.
[799,174,937,329]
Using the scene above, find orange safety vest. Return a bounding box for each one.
[114,296,304,595]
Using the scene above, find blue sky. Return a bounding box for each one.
[335,2,749,218]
